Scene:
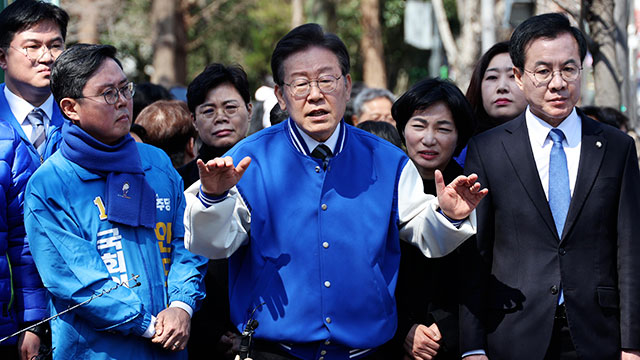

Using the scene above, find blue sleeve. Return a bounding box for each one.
[2,128,47,324]
[24,175,153,337]
[167,174,207,311]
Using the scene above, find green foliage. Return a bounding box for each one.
[61,0,459,96]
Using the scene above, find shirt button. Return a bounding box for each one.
[322,242,329,248]
[315,166,321,173]
[319,357,324,360]
[324,281,331,288]
[325,317,332,323]
[320,350,327,355]
[321,204,328,210]
[550,285,559,295]
[324,340,331,345]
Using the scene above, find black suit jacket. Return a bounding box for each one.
[460,111,640,359]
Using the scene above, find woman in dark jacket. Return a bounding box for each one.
[385,78,476,360]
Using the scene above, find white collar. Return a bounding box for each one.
[4,85,54,125]
[525,106,581,148]
[287,118,346,156]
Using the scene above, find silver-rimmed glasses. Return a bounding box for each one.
[284,74,343,97]
[10,43,64,62]
[524,64,582,86]
[77,82,135,105]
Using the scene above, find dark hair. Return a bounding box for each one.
[270,23,350,86]
[50,44,123,115]
[270,104,288,126]
[135,100,197,167]
[580,106,630,131]
[510,13,587,71]
[0,0,69,49]
[187,63,250,114]
[130,123,147,142]
[466,41,511,132]
[392,77,475,156]
[133,82,173,121]
[356,120,403,149]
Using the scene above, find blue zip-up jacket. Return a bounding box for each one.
[0,83,65,166]
[24,143,207,359]
[226,122,407,348]
[0,120,42,344]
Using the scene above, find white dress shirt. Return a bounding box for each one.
[4,85,54,141]
[525,106,582,198]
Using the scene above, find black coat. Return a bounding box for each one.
[460,111,640,359]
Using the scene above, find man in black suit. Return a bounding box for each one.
[460,13,640,360]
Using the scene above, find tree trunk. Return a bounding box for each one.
[614,0,635,124]
[77,0,100,44]
[306,0,337,33]
[150,0,187,88]
[481,0,495,53]
[585,0,620,109]
[360,0,386,88]
[432,0,480,89]
[291,0,305,28]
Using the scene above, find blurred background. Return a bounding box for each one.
[2,0,638,128]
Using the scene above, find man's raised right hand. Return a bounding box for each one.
[197,156,251,196]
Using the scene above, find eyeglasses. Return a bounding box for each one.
[524,65,582,85]
[197,104,242,120]
[10,43,64,62]
[77,82,135,105]
[284,75,343,97]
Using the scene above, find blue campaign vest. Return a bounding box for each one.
[0,83,65,166]
[226,120,409,349]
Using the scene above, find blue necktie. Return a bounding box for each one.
[548,129,570,237]
[548,128,570,305]
[27,108,46,155]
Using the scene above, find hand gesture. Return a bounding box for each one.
[403,323,441,360]
[622,350,640,360]
[18,331,41,360]
[151,307,191,352]
[435,170,488,220]
[197,156,252,196]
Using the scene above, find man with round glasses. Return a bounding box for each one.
[461,13,640,360]
[184,23,487,359]
[24,44,207,359]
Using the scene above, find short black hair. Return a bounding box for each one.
[580,106,629,131]
[133,82,173,121]
[0,0,69,49]
[509,12,587,71]
[270,23,350,86]
[50,44,123,114]
[356,120,403,149]
[186,63,250,114]
[392,77,475,156]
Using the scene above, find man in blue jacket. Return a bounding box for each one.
[24,44,207,359]
[184,24,487,360]
[0,0,68,166]
[0,120,40,360]
[0,1,69,358]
